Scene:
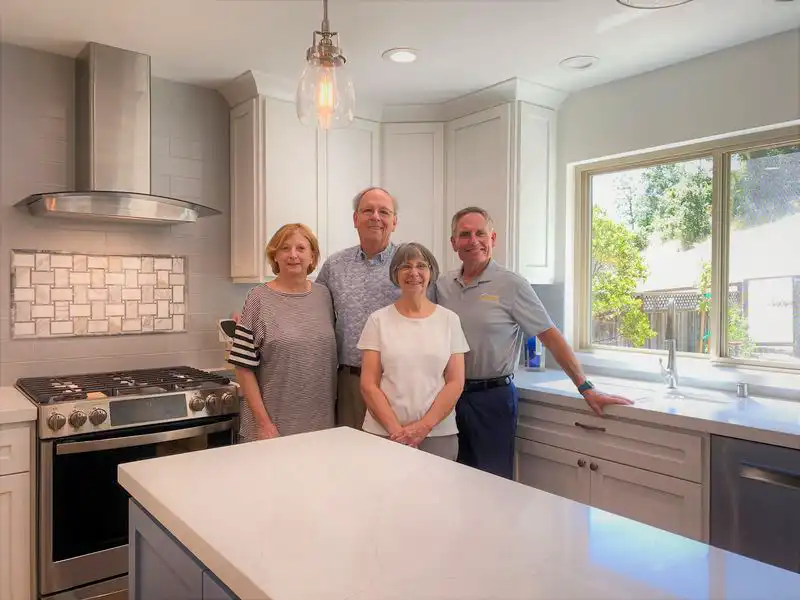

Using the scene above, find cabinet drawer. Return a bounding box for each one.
[0,423,31,476]
[517,402,703,482]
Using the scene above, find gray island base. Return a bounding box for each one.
[120,427,800,600]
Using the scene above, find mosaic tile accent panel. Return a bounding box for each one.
[11,250,188,339]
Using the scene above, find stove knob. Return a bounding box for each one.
[48,412,66,431]
[89,407,108,426]
[205,393,219,411]
[221,392,235,406]
[68,410,87,428]
[188,394,206,411]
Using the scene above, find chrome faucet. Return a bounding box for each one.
[659,297,679,389]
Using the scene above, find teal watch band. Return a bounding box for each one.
[577,380,594,394]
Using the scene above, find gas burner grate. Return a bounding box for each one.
[16,366,231,405]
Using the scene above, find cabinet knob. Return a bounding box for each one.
[590,462,599,471]
[577,459,586,468]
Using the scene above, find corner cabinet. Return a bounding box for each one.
[444,102,557,283]
[228,95,380,283]
[380,122,446,268]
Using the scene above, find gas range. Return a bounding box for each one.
[16,365,239,440]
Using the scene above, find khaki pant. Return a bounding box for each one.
[336,368,367,430]
[418,435,458,461]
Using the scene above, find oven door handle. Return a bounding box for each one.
[55,420,234,455]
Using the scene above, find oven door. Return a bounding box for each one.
[39,416,235,597]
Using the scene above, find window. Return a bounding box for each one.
[577,130,800,370]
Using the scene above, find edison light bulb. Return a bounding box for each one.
[296,56,355,130]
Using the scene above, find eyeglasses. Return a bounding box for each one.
[359,207,394,218]
[397,262,430,272]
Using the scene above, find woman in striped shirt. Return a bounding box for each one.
[228,223,337,442]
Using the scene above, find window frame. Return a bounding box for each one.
[571,125,800,372]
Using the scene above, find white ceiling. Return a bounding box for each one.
[1,0,799,106]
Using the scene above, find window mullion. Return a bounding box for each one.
[710,150,729,361]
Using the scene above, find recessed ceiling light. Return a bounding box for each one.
[559,55,599,71]
[616,0,695,8]
[382,48,418,64]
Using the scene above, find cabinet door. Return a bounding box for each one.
[129,501,204,600]
[230,97,267,283]
[514,438,591,505]
[264,98,323,277]
[445,105,511,271]
[381,123,445,267]
[513,102,556,284]
[0,472,30,600]
[325,118,381,260]
[589,457,704,541]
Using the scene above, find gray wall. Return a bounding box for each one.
[0,43,250,384]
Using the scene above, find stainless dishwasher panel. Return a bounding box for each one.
[710,435,800,573]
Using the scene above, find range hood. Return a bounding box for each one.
[14,42,221,224]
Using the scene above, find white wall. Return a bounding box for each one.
[549,28,800,328]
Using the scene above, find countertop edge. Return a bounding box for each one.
[119,466,272,600]
[0,386,37,425]
[516,382,800,450]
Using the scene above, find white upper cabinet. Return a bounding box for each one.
[223,70,380,283]
[223,73,559,284]
[445,102,557,283]
[324,118,381,262]
[445,105,512,272]
[380,123,445,268]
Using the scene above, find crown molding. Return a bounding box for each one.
[218,69,383,122]
[381,77,569,123]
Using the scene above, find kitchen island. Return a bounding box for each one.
[119,427,800,600]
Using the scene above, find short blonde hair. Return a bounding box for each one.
[265,223,321,275]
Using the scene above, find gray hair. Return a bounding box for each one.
[389,242,440,288]
[352,187,399,214]
[450,206,493,235]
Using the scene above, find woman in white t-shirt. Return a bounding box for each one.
[357,242,470,460]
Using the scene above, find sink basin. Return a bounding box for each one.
[643,388,740,405]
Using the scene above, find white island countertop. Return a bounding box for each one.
[118,427,800,600]
[514,370,800,449]
[0,386,36,425]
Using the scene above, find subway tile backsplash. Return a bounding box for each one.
[11,250,188,338]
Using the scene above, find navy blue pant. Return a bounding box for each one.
[455,382,519,479]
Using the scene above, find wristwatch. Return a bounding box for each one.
[577,380,595,395]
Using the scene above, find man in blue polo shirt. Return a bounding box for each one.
[436,206,632,479]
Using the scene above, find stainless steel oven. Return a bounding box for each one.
[38,416,236,599]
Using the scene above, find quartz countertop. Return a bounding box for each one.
[0,386,37,425]
[118,427,800,600]
[514,369,800,449]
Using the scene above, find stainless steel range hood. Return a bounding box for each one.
[14,42,221,224]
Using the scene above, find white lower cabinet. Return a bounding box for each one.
[515,407,706,543]
[0,471,31,600]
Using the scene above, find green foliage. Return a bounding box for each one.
[591,207,656,347]
[696,262,756,357]
[615,161,712,250]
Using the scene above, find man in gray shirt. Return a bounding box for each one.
[436,206,632,479]
[316,187,401,429]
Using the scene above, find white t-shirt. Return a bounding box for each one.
[357,304,470,437]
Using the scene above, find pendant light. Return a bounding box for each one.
[296,0,355,130]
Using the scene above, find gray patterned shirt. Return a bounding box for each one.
[316,243,401,367]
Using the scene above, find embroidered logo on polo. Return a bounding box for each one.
[479,293,500,302]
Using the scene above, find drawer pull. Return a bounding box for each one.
[577,459,586,468]
[590,462,599,471]
[574,421,606,433]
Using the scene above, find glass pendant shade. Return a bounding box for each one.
[296,56,355,130]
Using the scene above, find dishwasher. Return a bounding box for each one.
[710,435,800,573]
